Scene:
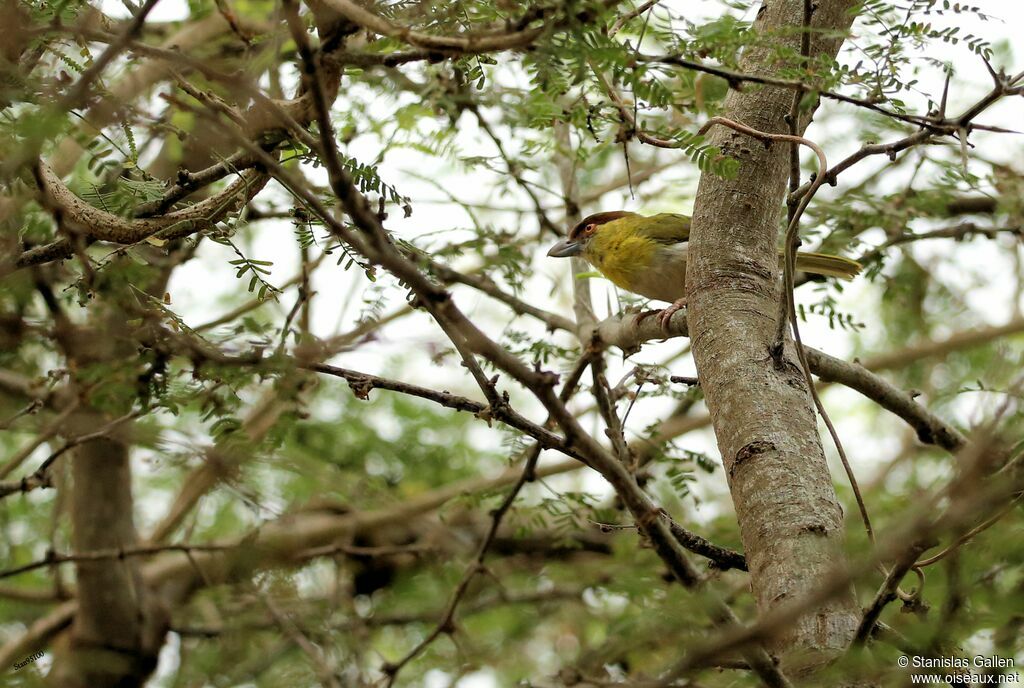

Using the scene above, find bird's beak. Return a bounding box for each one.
[547,239,582,258]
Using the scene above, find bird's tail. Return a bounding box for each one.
[793,251,862,280]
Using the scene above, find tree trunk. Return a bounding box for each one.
[46,310,167,687]
[686,0,863,670]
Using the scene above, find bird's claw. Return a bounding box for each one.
[631,300,687,335]
[656,298,687,334]
[631,309,662,330]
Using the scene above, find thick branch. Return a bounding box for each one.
[595,311,970,454]
[8,165,268,273]
[317,0,557,52]
[805,349,967,451]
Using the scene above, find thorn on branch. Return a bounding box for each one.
[981,55,1001,85]
[407,292,425,310]
[474,407,494,427]
[636,507,667,529]
[175,168,196,188]
[347,379,373,400]
[901,595,930,616]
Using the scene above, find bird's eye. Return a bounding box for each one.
[584,224,596,235]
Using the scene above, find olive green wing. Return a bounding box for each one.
[633,213,691,245]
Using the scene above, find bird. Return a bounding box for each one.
[547,211,862,331]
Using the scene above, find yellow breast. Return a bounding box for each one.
[584,228,658,293]
[583,221,688,302]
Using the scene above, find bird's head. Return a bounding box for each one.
[546,211,636,258]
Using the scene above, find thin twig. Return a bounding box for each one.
[306,362,582,461]
[472,107,563,238]
[608,0,662,37]
[0,542,235,581]
[913,494,1023,568]
[854,538,937,644]
[0,410,141,500]
[857,222,1022,265]
[381,353,594,685]
[0,403,78,479]
[262,594,342,688]
[635,54,1020,135]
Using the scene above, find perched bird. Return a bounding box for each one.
[547,211,862,330]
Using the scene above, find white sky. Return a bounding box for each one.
[83,3,1023,684]
[94,0,1024,544]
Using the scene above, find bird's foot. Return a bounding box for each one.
[630,300,687,335]
[656,298,687,333]
[631,309,662,330]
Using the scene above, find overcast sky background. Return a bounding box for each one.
[85,2,1024,684]
[95,0,1024,556]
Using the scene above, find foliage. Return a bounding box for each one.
[0,1,1022,687]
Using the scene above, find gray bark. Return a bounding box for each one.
[45,313,167,687]
[686,0,863,670]
[45,428,167,688]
